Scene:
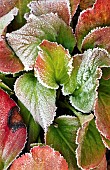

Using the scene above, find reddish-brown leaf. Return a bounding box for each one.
[10,145,68,170]
[0,0,18,17]
[82,27,110,53]
[75,0,110,50]
[0,89,27,169]
[0,37,24,73]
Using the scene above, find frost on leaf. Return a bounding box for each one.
[0,7,18,35]
[94,77,110,140]
[82,27,110,53]
[28,0,71,25]
[34,40,72,89]
[62,54,82,95]
[0,89,27,170]
[7,13,75,70]
[80,0,95,10]
[76,119,106,170]
[10,145,68,170]
[69,0,80,17]
[0,8,24,74]
[75,0,110,50]
[14,73,56,131]
[46,115,80,170]
[70,48,110,113]
[93,155,107,170]
[0,0,18,17]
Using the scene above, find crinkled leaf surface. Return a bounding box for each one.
[94,77,110,140]
[69,0,80,17]
[46,115,80,170]
[0,89,27,169]
[75,0,110,50]
[62,54,82,95]
[14,72,56,131]
[28,0,71,25]
[7,13,75,70]
[0,0,18,17]
[76,119,106,170]
[70,48,110,113]
[10,145,68,170]
[34,40,72,89]
[80,0,95,10]
[82,27,110,53]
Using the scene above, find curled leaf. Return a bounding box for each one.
[75,0,110,50]
[28,0,71,25]
[76,119,106,169]
[0,89,27,169]
[70,48,110,113]
[82,27,110,53]
[14,73,56,131]
[10,145,68,170]
[34,40,72,89]
[7,13,75,70]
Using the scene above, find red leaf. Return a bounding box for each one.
[75,0,110,50]
[0,37,24,73]
[0,89,27,169]
[70,0,80,17]
[0,0,18,17]
[10,145,68,170]
[82,27,110,53]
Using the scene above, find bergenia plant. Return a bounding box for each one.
[0,0,110,169]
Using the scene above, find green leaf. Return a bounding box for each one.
[18,100,41,150]
[75,0,110,50]
[6,12,75,70]
[13,0,32,29]
[92,155,107,170]
[46,115,80,170]
[14,72,56,131]
[76,119,106,169]
[94,77,110,140]
[82,27,110,53]
[70,48,110,113]
[62,54,82,95]
[34,40,72,89]
[28,0,71,25]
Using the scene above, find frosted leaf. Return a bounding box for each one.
[28,0,71,25]
[34,40,72,89]
[69,0,80,17]
[70,48,110,113]
[0,0,18,17]
[7,13,75,70]
[76,119,106,169]
[14,73,56,131]
[46,115,80,169]
[0,89,27,169]
[10,145,68,170]
[0,7,18,35]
